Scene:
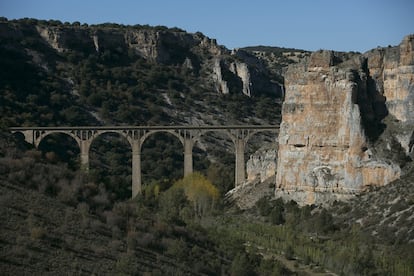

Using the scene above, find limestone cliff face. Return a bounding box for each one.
[35,25,213,63]
[230,61,252,96]
[275,49,403,205]
[212,59,230,94]
[246,145,277,183]
[32,24,279,97]
[381,35,414,123]
[212,58,254,96]
[366,35,414,155]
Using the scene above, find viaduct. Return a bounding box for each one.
[10,125,279,198]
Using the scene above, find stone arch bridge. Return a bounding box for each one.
[10,125,279,198]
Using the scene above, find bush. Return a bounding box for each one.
[270,205,285,225]
[230,253,255,276]
[30,226,46,240]
[284,245,295,260]
[256,196,272,216]
[158,187,189,223]
[115,253,138,275]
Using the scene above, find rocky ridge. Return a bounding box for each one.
[30,22,283,98]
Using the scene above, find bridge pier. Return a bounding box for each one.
[80,139,91,171]
[234,138,246,186]
[131,139,142,199]
[183,136,194,176]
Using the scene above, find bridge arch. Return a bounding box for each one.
[22,129,83,148]
[88,131,133,199]
[140,131,185,185]
[140,130,185,148]
[197,128,277,187]
[38,131,81,147]
[15,130,82,169]
[91,130,134,149]
[12,129,80,167]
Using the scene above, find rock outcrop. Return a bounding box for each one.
[366,35,414,155]
[212,58,230,94]
[246,145,277,183]
[274,40,413,204]
[229,61,252,96]
[381,35,414,124]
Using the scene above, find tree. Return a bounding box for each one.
[207,162,234,193]
[230,253,255,276]
[158,187,188,223]
[284,245,294,260]
[315,208,336,234]
[172,172,220,218]
[270,205,285,225]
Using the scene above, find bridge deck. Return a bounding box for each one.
[9,125,279,131]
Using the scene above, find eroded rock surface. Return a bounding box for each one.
[32,24,281,97]
[274,36,414,204]
[246,145,277,183]
[366,35,414,155]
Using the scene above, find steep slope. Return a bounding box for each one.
[0,18,283,127]
[0,180,237,275]
[0,133,233,275]
[331,168,414,246]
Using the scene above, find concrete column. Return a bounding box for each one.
[234,138,246,186]
[131,139,142,198]
[183,137,193,176]
[80,139,91,171]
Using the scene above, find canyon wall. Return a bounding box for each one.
[274,35,414,205]
[32,24,281,97]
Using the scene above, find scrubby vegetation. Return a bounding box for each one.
[1,131,413,275]
[0,132,294,274]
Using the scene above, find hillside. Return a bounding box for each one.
[2,130,412,275]
[331,169,414,246]
[1,17,414,275]
[0,18,295,193]
[0,18,286,128]
[0,135,230,275]
[0,131,299,275]
[0,18,299,275]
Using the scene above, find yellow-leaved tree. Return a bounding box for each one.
[172,172,220,218]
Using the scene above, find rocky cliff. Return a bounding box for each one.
[31,22,282,98]
[366,35,414,156]
[274,35,414,205]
